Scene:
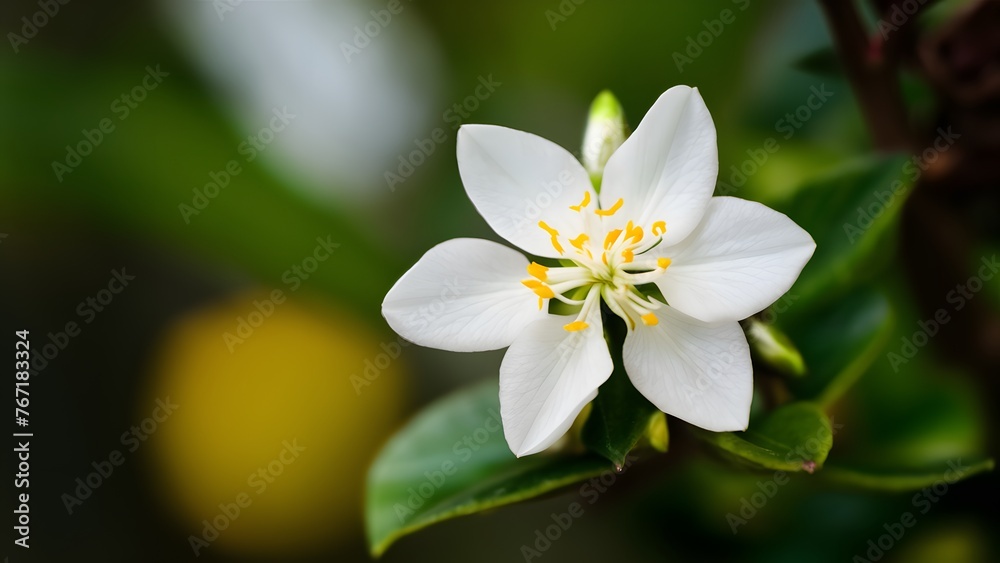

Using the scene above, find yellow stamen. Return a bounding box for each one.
[652,221,667,236]
[564,321,589,332]
[641,313,659,326]
[527,262,549,281]
[603,229,622,250]
[521,279,543,289]
[657,257,672,269]
[550,237,564,254]
[532,285,555,299]
[569,233,589,251]
[537,297,544,310]
[622,249,634,263]
[538,221,559,237]
[625,222,643,245]
[569,191,591,211]
[601,252,608,265]
[595,198,624,216]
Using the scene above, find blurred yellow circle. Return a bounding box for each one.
[146,291,405,555]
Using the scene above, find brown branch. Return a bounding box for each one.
[817,0,913,150]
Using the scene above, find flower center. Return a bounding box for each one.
[521,192,672,332]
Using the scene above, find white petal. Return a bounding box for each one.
[623,306,752,432]
[656,197,816,323]
[381,238,545,352]
[499,306,612,457]
[457,124,596,258]
[599,86,717,245]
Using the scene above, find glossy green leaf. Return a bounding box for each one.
[366,381,617,557]
[582,314,666,468]
[696,402,833,472]
[778,156,913,317]
[782,288,895,407]
[821,458,994,492]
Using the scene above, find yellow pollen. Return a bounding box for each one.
[652,221,667,236]
[622,249,634,263]
[625,222,644,245]
[657,257,672,269]
[569,191,591,211]
[538,221,559,237]
[603,229,622,250]
[527,262,549,281]
[564,321,589,332]
[595,198,624,216]
[569,233,589,250]
[641,313,659,326]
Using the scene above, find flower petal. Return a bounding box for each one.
[655,196,816,323]
[499,305,612,457]
[382,238,545,352]
[599,86,717,245]
[457,124,596,258]
[623,305,752,432]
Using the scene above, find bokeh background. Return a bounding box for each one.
[1,0,997,561]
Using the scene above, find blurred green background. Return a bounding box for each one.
[1,0,996,561]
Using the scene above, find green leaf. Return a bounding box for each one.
[821,458,994,492]
[696,402,833,472]
[365,381,616,557]
[582,313,666,468]
[778,156,914,316]
[782,288,895,408]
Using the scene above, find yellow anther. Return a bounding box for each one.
[652,221,667,236]
[641,313,659,326]
[538,221,559,237]
[657,257,672,269]
[622,249,634,263]
[595,198,624,217]
[550,237,564,255]
[563,321,589,332]
[569,191,591,211]
[603,229,622,250]
[625,222,644,245]
[601,252,608,265]
[521,279,543,289]
[537,297,544,310]
[527,262,549,281]
[569,233,589,250]
[532,285,555,299]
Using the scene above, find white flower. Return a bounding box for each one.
[382,86,816,457]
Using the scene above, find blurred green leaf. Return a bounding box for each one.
[779,155,913,317]
[582,315,666,468]
[745,318,807,378]
[366,381,615,557]
[822,458,994,492]
[696,402,833,472]
[782,288,895,408]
